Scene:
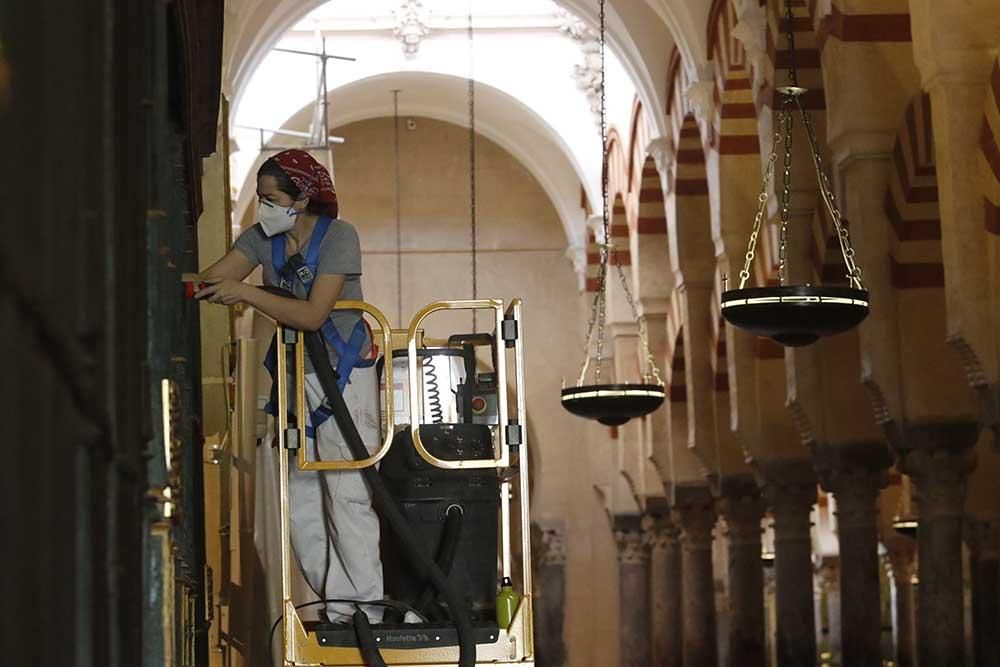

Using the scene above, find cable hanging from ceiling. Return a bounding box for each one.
[392,88,404,325]
[561,0,665,427]
[467,0,478,333]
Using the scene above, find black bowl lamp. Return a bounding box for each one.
[721,4,869,347]
[560,0,666,427]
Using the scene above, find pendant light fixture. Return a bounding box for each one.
[561,0,665,427]
[720,0,869,347]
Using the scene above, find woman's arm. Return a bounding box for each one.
[197,273,346,331]
[200,248,257,282]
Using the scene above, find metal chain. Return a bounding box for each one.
[778,103,793,285]
[594,274,608,383]
[593,0,610,383]
[737,130,783,289]
[467,1,478,330]
[738,0,863,292]
[577,0,611,385]
[783,0,799,88]
[614,262,663,384]
[793,96,864,289]
[392,89,403,324]
[577,258,608,386]
[577,258,607,385]
[576,0,665,386]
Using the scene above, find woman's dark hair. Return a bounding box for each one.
[257,157,328,214]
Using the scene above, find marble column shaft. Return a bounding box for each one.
[534,523,568,667]
[614,516,652,667]
[719,480,767,667]
[673,492,719,667]
[898,422,978,667]
[762,462,818,667]
[968,520,1000,667]
[816,445,891,667]
[650,518,683,667]
[886,537,917,667]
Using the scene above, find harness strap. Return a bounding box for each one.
[263,217,374,438]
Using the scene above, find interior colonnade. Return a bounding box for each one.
[580,1,1000,665]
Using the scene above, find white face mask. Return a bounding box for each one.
[257,199,298,237]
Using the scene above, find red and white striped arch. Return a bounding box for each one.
[665,292,686,403]
[585,101,671,301]
[884,93,943,289]
[760,0,825,113]
[981,57,1000,238]
[708,0,760,157]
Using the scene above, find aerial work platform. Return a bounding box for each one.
[269,298,535,667]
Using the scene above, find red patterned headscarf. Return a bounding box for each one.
[271,149,339,218]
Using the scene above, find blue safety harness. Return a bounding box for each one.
[262,216,374,438]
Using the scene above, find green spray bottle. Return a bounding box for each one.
[496,577,520,629]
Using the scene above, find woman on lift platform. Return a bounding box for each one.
[196,148,383,624]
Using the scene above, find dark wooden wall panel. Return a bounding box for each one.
[0,0,221,665]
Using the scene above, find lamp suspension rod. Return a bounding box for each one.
[467,0,478,332]
[321,37,333,175]
[393,89,404,324]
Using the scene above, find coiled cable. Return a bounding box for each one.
[423,354,444,424]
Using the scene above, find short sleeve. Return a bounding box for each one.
[233,224,265,267]
[317,221,362,276]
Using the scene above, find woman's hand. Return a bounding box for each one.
[195,278,251,305]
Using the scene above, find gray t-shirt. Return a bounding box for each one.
[234,218,367,371]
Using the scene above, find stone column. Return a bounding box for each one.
[718,477,767,667]
[614,514,652,667]
[967,520,1000,667]
[815,558,841,663]
[650,516,683,667]
[897,421,978,667]
[760,459,818,667]
[764,562,778,666]
[533,521,568,667]
[886,537,917,667]
[814,443,891,667]
[673,487,719,667]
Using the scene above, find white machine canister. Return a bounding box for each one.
[380,348,467,430]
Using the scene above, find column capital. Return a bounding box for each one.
[813,441,892,529]
[672,485,717,551]
[613,514,652,566]
[757,458,818,508]
[536,521,568,567]
[894,420,978,520]
[645,136,674,196]
[718,474,766,546]
[647,514,681,551]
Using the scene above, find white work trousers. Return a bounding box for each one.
[289,366,383,622]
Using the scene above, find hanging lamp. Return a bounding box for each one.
[561,0,665,427]
[720,0,869,347]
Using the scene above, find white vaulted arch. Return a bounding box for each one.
[232,72,588,245]
[224,0,694,143]
[228,0,650,250]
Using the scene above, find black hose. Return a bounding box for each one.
[300,327,477,667]
[415,505,464,616]
[353,610,389,667]
[267,598,428,662]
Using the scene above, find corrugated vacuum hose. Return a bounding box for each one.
[301,328,477,667]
